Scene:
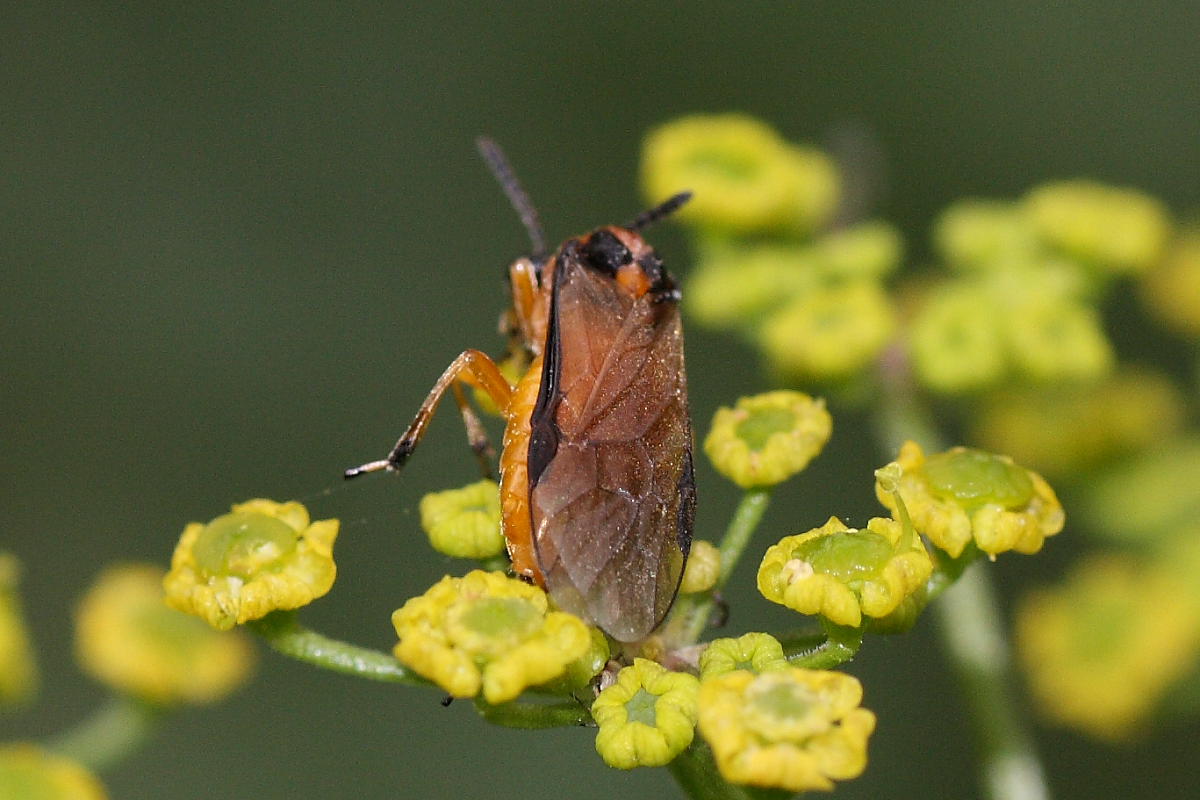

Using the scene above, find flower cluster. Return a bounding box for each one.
[642,114,898,383]
[391,570,597,704]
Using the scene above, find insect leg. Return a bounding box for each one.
[344,349,514,479]
[450,382,498,479]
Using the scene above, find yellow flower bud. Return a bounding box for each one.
[592,658,699,769]
[757,516,932,628]
[934,199,1039,269]
[163,499,338,630]
[697,668,876,792]
[815,220,903,281]
[909,283,1006,393]
[76,564,254,705]
[0,744,108,800]
[686,242,817,329]
[419,480,505,560]
[1141,231,1200,338]
[0,554,37,706]
[391,570,592,704]
[759,281,895,381]
[877,441,1064,558]
[704,391,832,489]
[679,541,720,594]
[1004,298,1113,382]
[1016,555,1200,740]
[1025,179,1171,274]
[641,114,839,234]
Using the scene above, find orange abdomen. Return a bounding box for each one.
[499,355,544,585]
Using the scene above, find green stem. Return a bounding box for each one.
[248,611,428,686]
[474,698,592,729]
[785,623,863,670]
[673,489,772,645]
[45,695,163,772]
[875,349,1051,800]
[935,564,1051,800]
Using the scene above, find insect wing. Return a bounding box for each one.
[529,252,694,642]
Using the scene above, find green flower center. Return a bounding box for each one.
[625,688,658,727]
[459,597,542,642]
[923,449,1035,511]
[193,512,298,579]
[686,149,761,181]
[743,675,831,740]
[793,531,893,584]
[736,407,796,450]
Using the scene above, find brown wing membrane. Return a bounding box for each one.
[529,249,693,642]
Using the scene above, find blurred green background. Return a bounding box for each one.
[3,3,1198,798]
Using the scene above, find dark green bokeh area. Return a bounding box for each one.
[3,3,1198,798]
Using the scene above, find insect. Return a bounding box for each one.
[346,139,694,642]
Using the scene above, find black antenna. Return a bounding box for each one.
[475,136,548,262]
[626,191,692,232]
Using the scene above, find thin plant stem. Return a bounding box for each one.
[248,610,428,686]
[474,698,593,729]
[45,695,162,772]
[875,346,1052,800]
[674,489,771,645]
[935,564,1051,800]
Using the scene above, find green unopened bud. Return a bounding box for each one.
[592,658,699,769]
[699,632,788,678]
[419,480,505,560]
[679,540,720,594]
[1025,180,1170,274]
[759,281,895,381]
[704,391,832,489]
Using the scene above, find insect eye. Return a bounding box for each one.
[580,230,632,275]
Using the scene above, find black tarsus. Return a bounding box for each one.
[625,191,692,232]
[476,136,548,262]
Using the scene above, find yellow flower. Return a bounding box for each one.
[0,744,107,800]
[697,668,876,792]
[759,281,896,381]
[1003,297,1113,382]
[1016,555,1200,740]
[1141,231,1200,338]
[971,369,1185,478]
[686,241,818,329]
[814,220,903,282]
[909,282,1006,393]
[592,658,700,769]
[757,516,932,628]
[163,499,338,630]
[391,570,592,704]
[0,554,37,706]
[419,480,505,560]
[704,391,832,489]
[679,540,721,595]
[75,564,254,705]
[1025,179,1170,274]
[699,632,788,679]
[877,441,1064,558]
[641,114,839,234]
[1078,437,1200,545]
[934,199,1040,269]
